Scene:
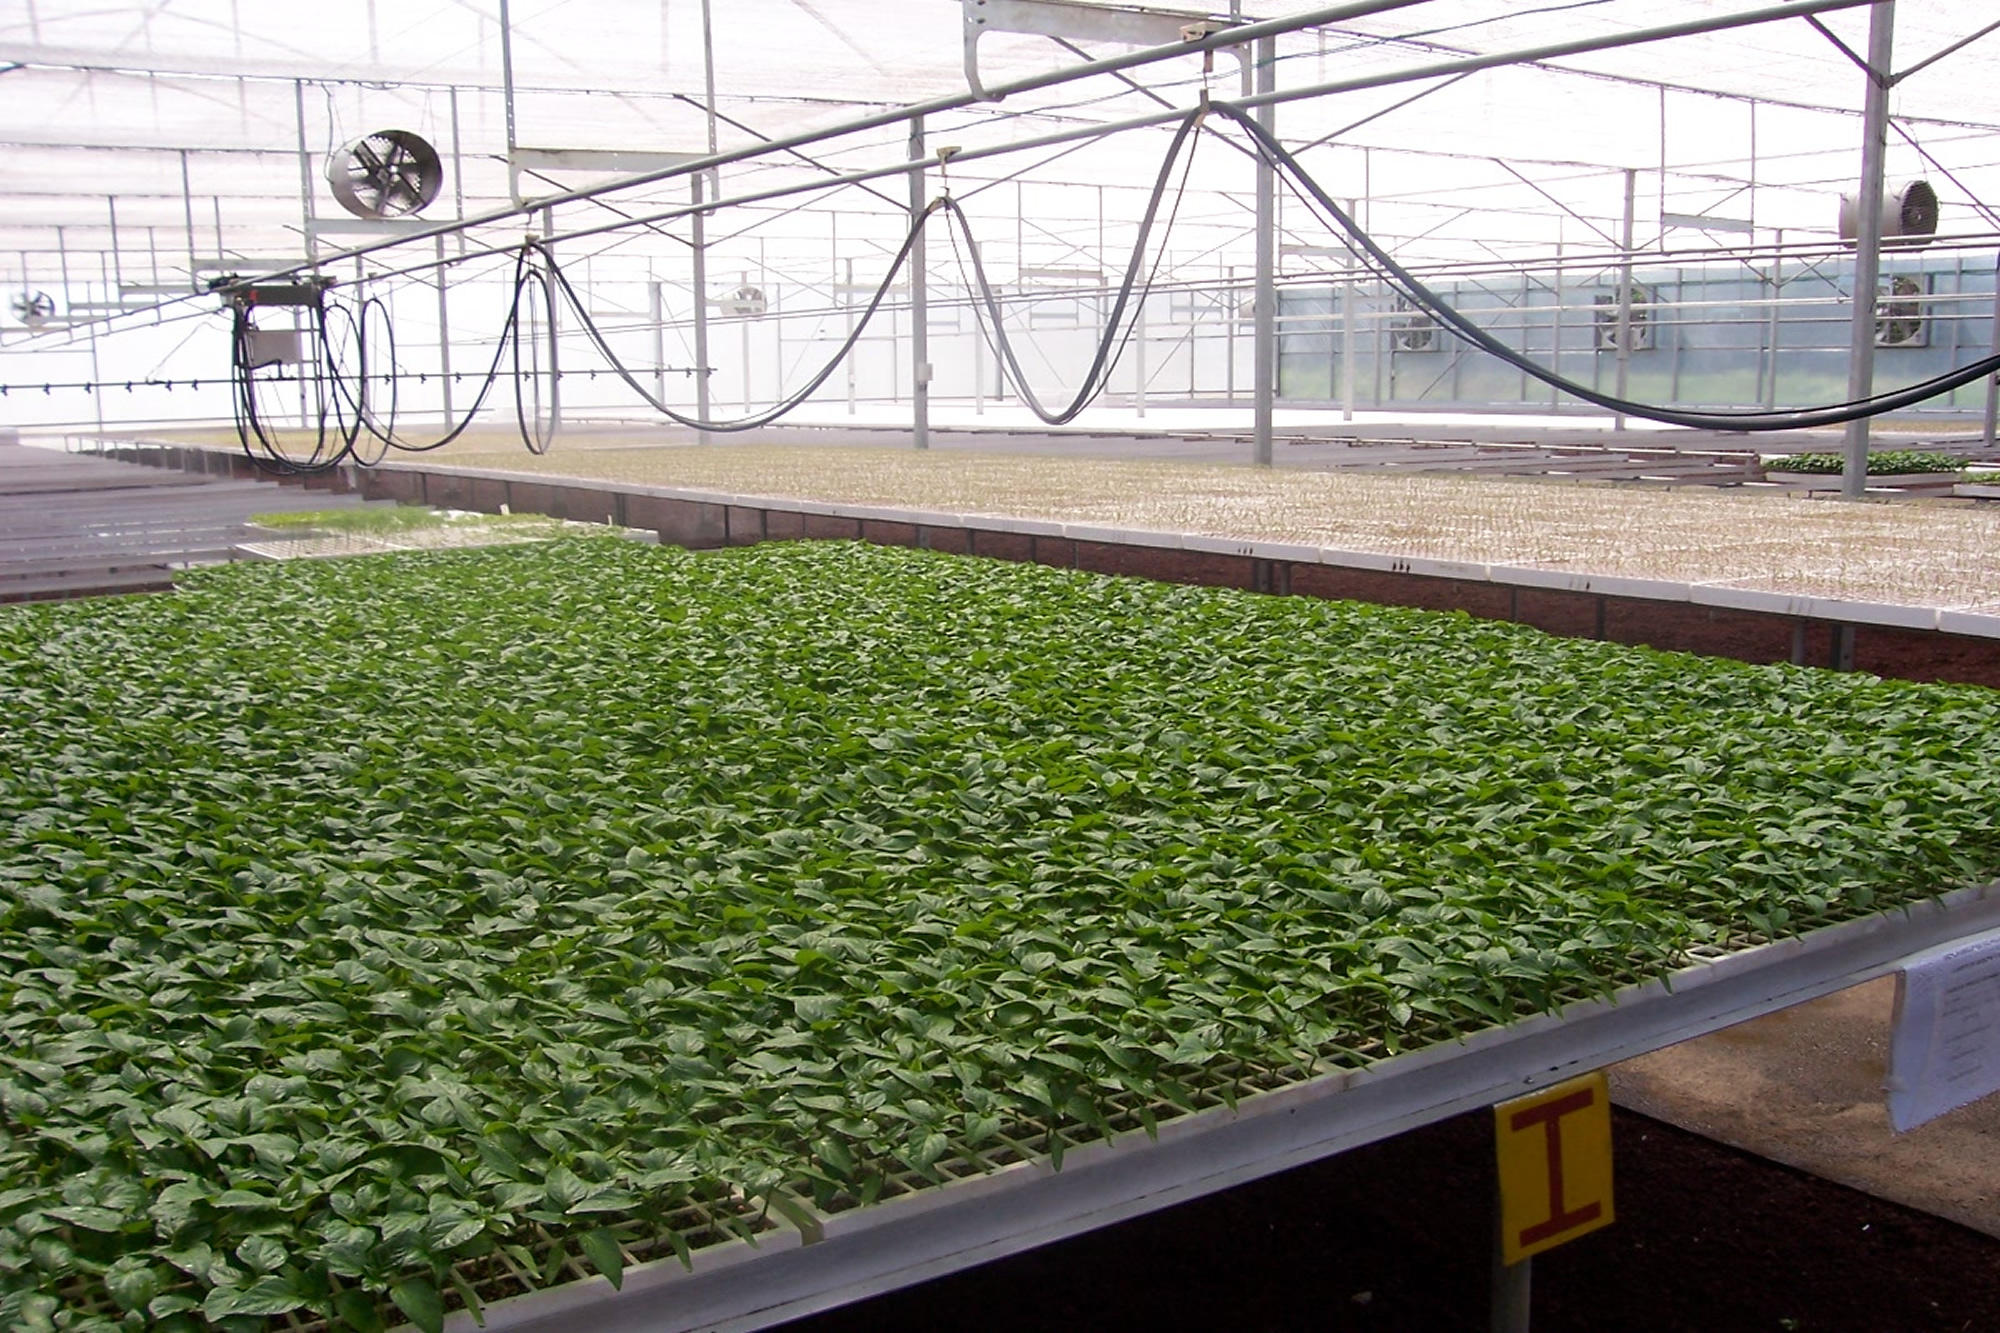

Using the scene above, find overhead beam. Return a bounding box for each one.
[335,0,1884,285]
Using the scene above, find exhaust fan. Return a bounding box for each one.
[717,284,769,318]
[1839,180,1939,247]
[11,291,55,327]
[1592,284,1655,352]
[326,129,444,220]
[1389,295,1437,352]
[1875,275,1930,348]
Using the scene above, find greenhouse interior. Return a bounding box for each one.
[5,1,2000,1330]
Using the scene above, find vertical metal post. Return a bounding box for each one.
[294,81,319,276]
[1984,251,1998,448]
[974,278,986,417]
[910,113,931,450]
[650,277,666,405]
[1765,230,1787,410]
[498,0,518,158]
[740,269,752,414]
[178,149,199,291]
[1252,34,1277,466]
[89,252,106,436]
[1842,0,1896,499]
[1342,197,1358,422]
[698,0,721,431]
[105,197,123,293]
[1614,167,1635,431]
[448,86,467,255]
[542,204,560,434]
[436,236,454,427]
[1227,263,1237,403]
[844,256,857,415]
[1550,229,1564,409]
[1134,289,1147,419]
[691,173,712,442]
[699,0,720,157]
[1491,1187,1532,1333]
[55,226,71,322]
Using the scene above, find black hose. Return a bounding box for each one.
[1212,100,2000,433]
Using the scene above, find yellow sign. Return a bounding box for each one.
[1494,1071,1615,1264]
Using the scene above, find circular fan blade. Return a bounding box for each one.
[326,130,444,220]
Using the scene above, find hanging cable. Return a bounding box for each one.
[229,247,539,473]
[533,197,942,433]
[534,108,1207,433]
[943,107,1205,425]
[1211,99,2000,432]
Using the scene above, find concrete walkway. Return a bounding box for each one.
[1613,977,2000,1239]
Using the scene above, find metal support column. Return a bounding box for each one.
[692,174,712,443]
[1550,231,1564,409]
[1252,34,1277,466]
[88,254,106,437]
[844,257,857,416]
[178,149,199,292]
[1342,197,1358,423]
[294,81,319,276]
[1984,251,1999,448]
[1765,230,1786,410]
[542,205,560,436]
[650,277,666,406]
[699,0,720,157]
[105,197,123,293]
[436,236,454,427]
[695,0,720,439]
[1614,168,1635,432]
[910,114,931,450]
[448,87,467,255]
[1134,290,1147,419]
[499,0,518,160]
[1841,0,1896,499]
[974,281,987,417]
[1491,1200,1531,1333]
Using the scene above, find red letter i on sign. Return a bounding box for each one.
[1495,1072,1615,1264]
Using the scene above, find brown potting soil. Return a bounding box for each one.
[777,1107,2000,1333]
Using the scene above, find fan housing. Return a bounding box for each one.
[1839,180,1940,248]
[326,130,444,220]
[11,291,56,327]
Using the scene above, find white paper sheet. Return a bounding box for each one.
[1888,927,2000,1133]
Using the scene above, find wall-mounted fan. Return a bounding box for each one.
[717,284,769,318]
[1840,180,1939,248]
[325,129,444,220]
[11,291,55,327]
[1876,274,1929,348]
[1389,294,1437,352]
[1592,284,1655,352]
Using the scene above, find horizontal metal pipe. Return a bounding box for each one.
[235,0,1430,275]
[336,0,1872,290]
[250,0,1876,284]
[21,0,1904,344]
[1231,0,1874,115]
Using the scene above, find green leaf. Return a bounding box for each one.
[332,1287,387,1333]
[45,1204,125,1233]
[390,1277,445,1333]
[102,1258,163,1313]
[577,1227,626,1290]
[202,1275,309,1320]
[234,1235,287,1274]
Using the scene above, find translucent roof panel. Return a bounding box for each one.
[1,0,1994,404]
